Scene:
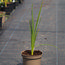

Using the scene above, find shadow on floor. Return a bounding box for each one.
[17,63,23,65]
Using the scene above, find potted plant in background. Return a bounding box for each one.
[7,0,14,8]
[4,0,12,15]
[4,0,14,15]
[0,0,5,11]
[7,0,16,9]
[0,0,12,15]
[0,11,6,29]
[12,0,17,9]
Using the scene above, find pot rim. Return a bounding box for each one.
[21,50,42,57]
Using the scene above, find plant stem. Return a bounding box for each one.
[31,49,34,55]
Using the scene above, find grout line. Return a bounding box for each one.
[56,0,58,65]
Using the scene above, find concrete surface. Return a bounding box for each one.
[0,0,65,65]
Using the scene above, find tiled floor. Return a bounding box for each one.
[0,0,65,65]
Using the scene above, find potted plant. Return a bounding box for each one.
[0,11,6,29]
[21,1,43,65]
[4,0,14,15]
[7,0,16,9]
[12,0,16,9]
[0,0,5,11]
[21,0,58,65]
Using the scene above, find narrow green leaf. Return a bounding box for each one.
[35,44,58,49]
[30,0,43,55]
[34,1,43,34]
[34,29,40,43]
[31,4,35,55]
[31,4,34,36]
[34,16,42,42]
[29,20,33,54]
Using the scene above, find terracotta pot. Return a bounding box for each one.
[21,50,42,65]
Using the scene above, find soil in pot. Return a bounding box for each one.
[22,50,42,65]
[22,50,42,56]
